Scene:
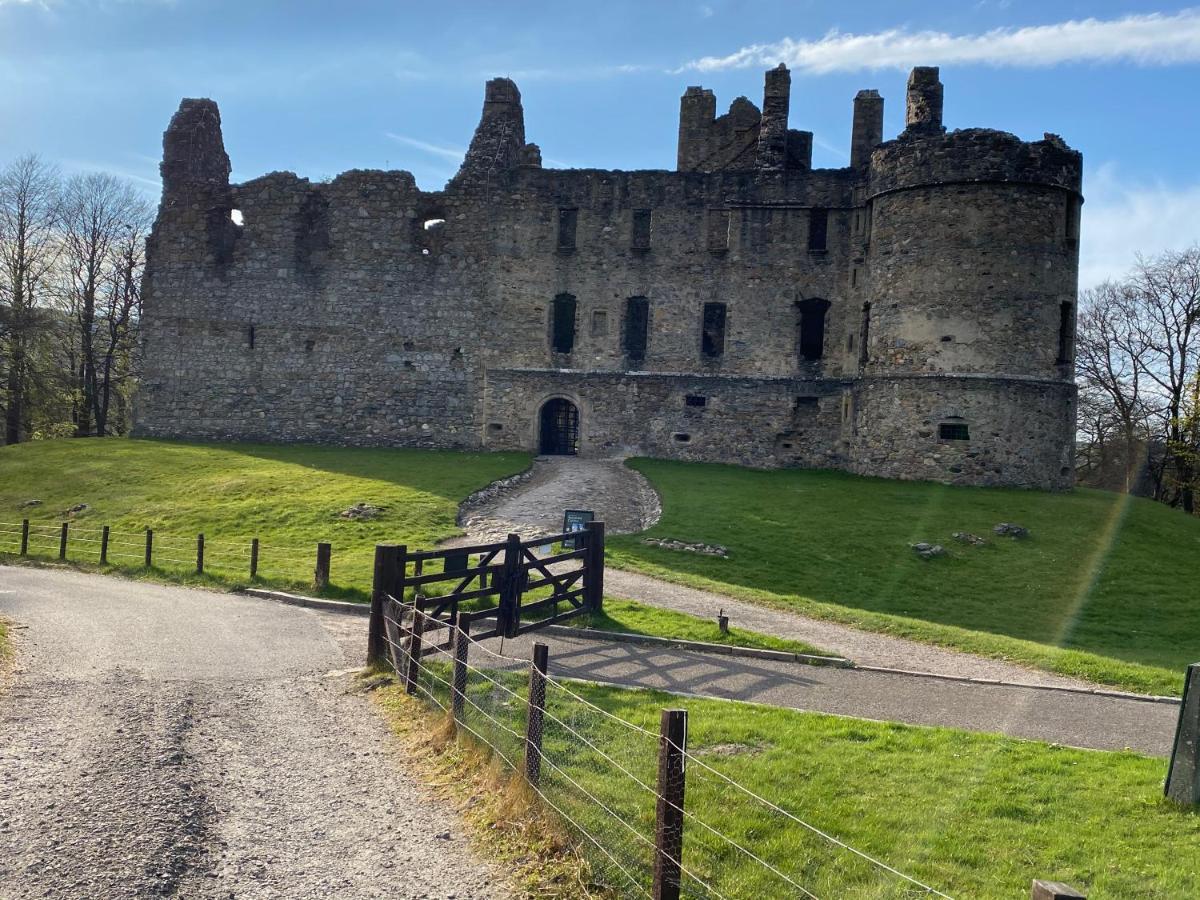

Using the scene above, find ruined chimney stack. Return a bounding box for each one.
[850,89,884,168]
[452,77,527,188]
[904,67,944,135]
[755,64,791,170]
[677,86,718,170]
[160,98,231,199]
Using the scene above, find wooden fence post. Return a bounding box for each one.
[369,544,404,667]
[100,526,110,564]
[1031,880,1086,899]
[405,606,425,696]
[584,520,606,613]
[59,522,68,560]
[196,533,205,574]
[653,708,688,900]
[525,642,550,786]
[20,519,28,556]
[1166,663,1200,806]
[250,538,259,578]
[452,618,471,724]
[144,529,153,568]
[499,532,522,638]
[315,542,331,590]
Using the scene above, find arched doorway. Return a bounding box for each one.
[539,398,579,455]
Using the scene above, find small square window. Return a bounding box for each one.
[685,395,707,408]
[939,422,970,441]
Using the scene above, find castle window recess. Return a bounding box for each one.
[673,432,691,443]
[631,209,652,251]
[796,298,830,362]
[592,309,609,337]
[624,296,649,360]
[247,325,256,349]
[1064,197,1080,247]
[685,395,707,408]
[551,294,577,353]
[859,302,871,367]
[1057,302,1074,364]
[557,208,578,251]
[707,209,730,252]
[795,396,819,410]
[939,422,970,441]
[304,339,315,353]
[701,302,726,359]
[808,207,828,252]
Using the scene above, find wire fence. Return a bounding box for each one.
[380,601,957,900]
[0,519,333,588]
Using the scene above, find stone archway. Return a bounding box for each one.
[538,398,579,456]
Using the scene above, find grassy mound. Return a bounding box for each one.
[0,438,530,599]
[609,461,1200,696]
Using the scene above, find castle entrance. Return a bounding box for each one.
[538,399,579,455]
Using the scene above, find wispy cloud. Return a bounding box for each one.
[680,10,1200,73]
[384,133,464,163]
[1079,162,1200,288]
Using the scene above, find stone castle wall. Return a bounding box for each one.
[137,66,1082,490]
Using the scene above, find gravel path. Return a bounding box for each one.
[0,565,511,900]
[458,458,1106,690]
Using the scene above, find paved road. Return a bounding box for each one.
[0,565,511,900]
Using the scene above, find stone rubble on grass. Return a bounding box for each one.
[64,503,89,515]
[952,531,987,546]
[338,502,383,521]
[19,499,41,508]
[642,538,729,558]
[912,542,946,559]
[993,522,1030,538]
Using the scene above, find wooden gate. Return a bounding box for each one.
[367,522,605,671]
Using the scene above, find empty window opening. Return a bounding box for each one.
[230,209,245,227]
[685,395,707,408]
[551,293,577,353]
[939,422,970,441]
[592,309,609,337]
[672,432,691,443]
[624,296,649,360]
[488,423,504,432]
[859,302,871,366]
[847,333,855,352]
[851,267,858,287]
[940,335,954,342]
[808,207,828,251]
[632,209,652,251]
[423,218,446,231]
[557,208,578,250]
[701,302,726,359]
[1057,302,1074,364]
[796,298,830,362]
[304,339,315,353]
[795,396,819,410]
[247,325,256,349]
[707,208,730,252]
[1065,197,1080,243]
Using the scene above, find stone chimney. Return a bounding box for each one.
[905,67,944,134]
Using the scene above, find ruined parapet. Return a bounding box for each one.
[678,86,718,170]
[677,89,761,172]
[755,64,791,170]
[452,78,527,189]
[904,67,944,134]
[850,90,884,168]
[160,98,231,200]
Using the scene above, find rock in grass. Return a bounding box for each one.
[993,523,1030,538]
[64,503,89,515]
[339,502,383,521]
[912,542,946,559]
[20,499,41,508]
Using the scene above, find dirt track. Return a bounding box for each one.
[0,565,511,899]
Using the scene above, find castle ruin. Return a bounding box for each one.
[136,65,1082,489]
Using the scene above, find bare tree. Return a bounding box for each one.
[59,172,149,436]
[96,212,150,435]
[0,155,62,444]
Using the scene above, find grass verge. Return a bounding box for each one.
[395,661,1200,899]
[609,460,1200,697]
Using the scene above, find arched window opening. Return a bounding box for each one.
[796,298,830,362]
[551,294,577,354]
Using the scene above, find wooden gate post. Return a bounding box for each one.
[196,533,205,574]
[524,642,550,786]
[405,606,425,696]
[368,544,405,667]
[584,520,606,613]
[1166,663,1200,806]
[1031,880,1086,899]
[653,708,688,900]
[315,542,331,590]
[144,529,153,568]
[59,522,68,560]
[100,526,110,564]
[250,538,259,578]
[20,519,28,556]
[452,617,471,723]
[499,533,522,638]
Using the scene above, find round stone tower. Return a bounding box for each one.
[851,67,1083,490]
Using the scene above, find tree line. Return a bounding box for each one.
[0,154,152,444]
[1076,246,1200,514]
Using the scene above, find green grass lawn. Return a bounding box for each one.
[608,460,1200,697]
[389,667,1200,899]
[0,438,530,600]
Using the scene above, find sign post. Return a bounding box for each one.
[561,508,594,550]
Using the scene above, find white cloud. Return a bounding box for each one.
[384,133,464,163]
[681,10,1200,73]
[1078,162,1200,289]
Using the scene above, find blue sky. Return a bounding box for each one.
[2,0,1198,287]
